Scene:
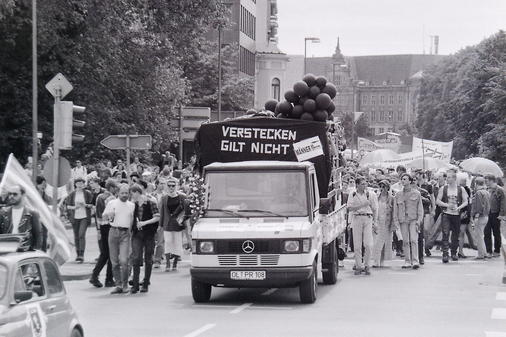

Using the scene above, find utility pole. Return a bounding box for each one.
[31,0,38,183]
[217,27,222,122]
[51,89,61,213]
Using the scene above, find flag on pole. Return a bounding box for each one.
[0,154,71,264]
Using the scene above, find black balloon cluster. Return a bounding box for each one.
[264,74,337,122]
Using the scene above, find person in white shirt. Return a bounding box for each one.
[347,177,378,275]
[103,184,136,294]
[71,160,87,182]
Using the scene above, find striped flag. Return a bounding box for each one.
[0,154,71,264]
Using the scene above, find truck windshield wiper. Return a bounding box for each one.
[236,209,286,217]
[204,208,247,217]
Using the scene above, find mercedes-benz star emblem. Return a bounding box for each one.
[242,240,255,254]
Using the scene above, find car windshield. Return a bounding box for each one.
[205,170,308,217]
[0,264,7,299]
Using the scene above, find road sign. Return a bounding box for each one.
[45,73,73,99]
[43,156,71,187]
[100,135,152,150]
[181,107,210,141]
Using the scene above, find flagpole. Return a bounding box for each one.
[422,137,425,171]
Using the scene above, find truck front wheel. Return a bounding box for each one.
[299,261,317,304]
[192,278,212,303]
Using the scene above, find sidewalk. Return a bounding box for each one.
[60,226,191,281]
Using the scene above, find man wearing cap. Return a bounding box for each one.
[347,177,378,275]
[393,173,424,269]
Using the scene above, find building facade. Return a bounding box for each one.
[293,42,445,135]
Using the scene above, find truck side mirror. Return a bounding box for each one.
[14,290,33,303]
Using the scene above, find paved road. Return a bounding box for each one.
[64,250,506,337]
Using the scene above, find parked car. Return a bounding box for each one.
[0,234,84,337]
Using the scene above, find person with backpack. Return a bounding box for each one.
[393,173,424,269]
[347,176,378,276]
[436,169,469,263]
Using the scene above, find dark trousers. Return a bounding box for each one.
[485,212,501,254]
[91,225,113,282]
[72,218,89,257]
[131,230,156,288]
[41,225,48,252]
[441,214,460,257]
[418,221,425,263]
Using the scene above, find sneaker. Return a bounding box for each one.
[442,255,449,263]
[485,254,492,259]
[474,256,485,260]
[363,267,371,275]
[110,287,124,294]
[354,268,362,275]
[401,263,411,269]
[165,266,171,272]
[89,278,103,288]
[492,252,501,257]
[130,287,139,294]
[76,257,84,263]
[412,264,420,270]
[425,249,432,257]
[105,280,115,287]
[140,285,149,293]
[458,253,467,259]
[171,267,178,272]
[153,262,161,269]
[451,255,458,261]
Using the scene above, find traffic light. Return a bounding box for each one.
[55,101,86,149]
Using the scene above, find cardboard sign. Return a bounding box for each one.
[27,304,47,337]
[293,136,324,161]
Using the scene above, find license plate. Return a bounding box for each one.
[230,271,266,280]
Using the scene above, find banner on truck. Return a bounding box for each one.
[412,137,453,162]
[195,117,331,198]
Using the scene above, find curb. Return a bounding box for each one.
[62,272,92,281]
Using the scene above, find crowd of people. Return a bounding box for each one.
[341,163,506,276]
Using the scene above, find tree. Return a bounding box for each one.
[416,31,506,168]
[338,112,370,148]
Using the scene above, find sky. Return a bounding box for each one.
[277,0,506,57]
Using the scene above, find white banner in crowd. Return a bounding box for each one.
[375,133,402,152]
[412,137,453,162]
[357,137,383,153]
[0,154,71,264]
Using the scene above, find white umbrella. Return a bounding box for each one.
[406,157,451,171]
[360,149,400,167]
[460,157,503,178]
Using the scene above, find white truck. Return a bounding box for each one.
[190,117,346,303]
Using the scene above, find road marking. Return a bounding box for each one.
[230,303,252,314]
[183,323,216,337]
[497,292,506,301]
[250,306,293,310]
[262,288,278,296]
[485,332,506,337]
[491,308,506,319]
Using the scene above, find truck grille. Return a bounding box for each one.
[217,255,280,266]
[215,239,281,254]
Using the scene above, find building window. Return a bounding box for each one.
[397,109,403,121]
[379,127,384,134]
[388,111,393,122]
[240,46,255,76]
[371,95,376,105]
[335,75,341,85]
[379,111,385,121]
[240,5,256,40]
[371,110,376,121]
[361,95,368,105]
[271,78,280,101]
[380,95,385,105]
[369,128,375,136]
[398,95,403,104]
[389,95,394,104]
[387,128,393,132]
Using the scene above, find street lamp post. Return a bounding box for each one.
[304,37,320,75]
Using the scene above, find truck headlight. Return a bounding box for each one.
[283,240,300,253]
[199,241,215,254]
[302,239,311,253]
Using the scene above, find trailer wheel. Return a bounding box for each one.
[192,278,211,303]
[299,261,317,304]
[322,243,338,285]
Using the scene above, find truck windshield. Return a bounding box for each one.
[0,264,6,299]
[205,170,308,217]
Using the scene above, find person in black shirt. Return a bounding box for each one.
[130,183,160,293]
